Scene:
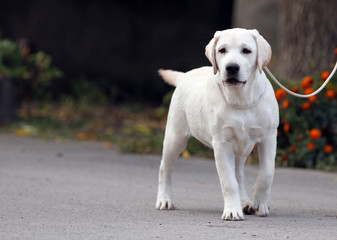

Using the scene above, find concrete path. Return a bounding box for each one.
[0,134,336,240]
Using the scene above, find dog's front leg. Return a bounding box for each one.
[213,142,243,221]
[253,131,277,216]
[236,157,255,215]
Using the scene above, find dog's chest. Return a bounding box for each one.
[221,123,262,156]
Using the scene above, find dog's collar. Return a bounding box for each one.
[218,82,267,110]
[230,84,267,110]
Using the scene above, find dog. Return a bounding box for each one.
[156,28,279,221]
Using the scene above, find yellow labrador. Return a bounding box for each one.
[156,28,279,221]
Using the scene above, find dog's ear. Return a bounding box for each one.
[250,29,272,73]
[205,32,220,75]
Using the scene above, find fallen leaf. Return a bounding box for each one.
[15,125,38,137]
[104,141,113,148]
[182,149,191,159]
[246,156,253,165]
[75,132,96,140]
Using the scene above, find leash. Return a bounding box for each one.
[264,61,337,98]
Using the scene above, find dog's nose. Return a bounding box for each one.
[226,63,240,75]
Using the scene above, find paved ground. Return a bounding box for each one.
[0,134,336,240]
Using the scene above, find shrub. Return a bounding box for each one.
[275,48,337,170]
[0,38,63,102]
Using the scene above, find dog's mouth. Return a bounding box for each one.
[224,78,247,86]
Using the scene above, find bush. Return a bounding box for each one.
[275,48,337,170]
[0,38,63,102]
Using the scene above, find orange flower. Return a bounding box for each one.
[335,48,337,56]
[324,144,333,154]
[302,102,311,110]
[325,89,336,99]
[304,88,314,95]
[321,71,330,81]
[303,88,317,102]
[283,123,290,132]
[291,87,299,93]
[282,153,288,161]
[301,76,313,89]
[282,100,290,109]
[290,145,297,152]
[275,89,286,101]
[308,95,317,103]
[281,118,288,124]
[307,142,316,151]
[309,128,322,139]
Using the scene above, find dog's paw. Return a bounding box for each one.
[242,204,256,215]
[221,208,244,221]
[242,200,256,215]
[254,203,270,217]
[156,198,175,210]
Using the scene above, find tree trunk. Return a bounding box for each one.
[277,0,337,80]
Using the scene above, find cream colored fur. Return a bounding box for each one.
[156,28,279,221]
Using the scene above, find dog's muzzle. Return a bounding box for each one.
[224,63,246,86]
[223,63,247,86]
[224,78,247,86]
[226,63,240,75]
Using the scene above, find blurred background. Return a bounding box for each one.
[0,0,336,170]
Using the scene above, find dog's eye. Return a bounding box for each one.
[242,48,252,54]
[219,48,227,54]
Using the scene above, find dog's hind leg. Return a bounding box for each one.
[236,157,255,215]
[156,119,189,210]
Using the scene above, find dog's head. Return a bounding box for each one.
[205,28,271,87]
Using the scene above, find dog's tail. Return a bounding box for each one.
[158,69,185,87]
